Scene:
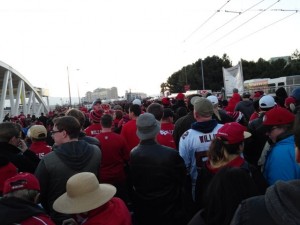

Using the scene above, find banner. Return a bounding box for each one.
[222,61,244,97]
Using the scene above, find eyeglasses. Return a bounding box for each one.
[51,130,63,135]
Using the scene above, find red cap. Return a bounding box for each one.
[161,97,170,105]
[176,93,185,100]
[3,173,40,194]
[216,122,251,144]
[263,107,295,126]
[285,96,296,107]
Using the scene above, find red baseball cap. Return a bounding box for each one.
[263,107,295,126]
[3,173,40,194]
[176,93,185,100]
[216,122,251,144]
[161,97,170,105]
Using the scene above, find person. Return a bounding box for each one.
[246,95,276,166]
[206,95,234,124]
[189,167,259,225]
[0,157,17,196]
[234,92,254,123]
[120,104,141,151]
[53,172,132,225]
[261,107,300,185]
[0,122,40,174]
[66,108,100,146]
[179,97,223,199]
[274,86,288,108]
[230,111,300,225]
[284,96,296,112]
[91,98,102,111]
[84,109,103,137]
[38,112,48,127]
[27,125,52,159]
[95,114,130,202]
[194,122,267,209]
[173,94,202,149]
[0,172,55,224]
[225,88,241,112]
[291,87,300,113]
[147,103,176,149]
[130,113,188,225]
[35,116,102,224]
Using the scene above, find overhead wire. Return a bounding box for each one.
[183,0,231,43]
[225,10,298,47]
[204,0,281,49]
[198,0,266,43]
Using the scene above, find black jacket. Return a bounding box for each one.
[35,140,101,224]
[0,142,40,173]
[130,139,188,225]
[230,180,300,225]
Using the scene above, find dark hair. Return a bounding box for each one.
[53,116,81,139]
[202,167,258,225]
[101,114,113,128]
[129,104,141,117]
[147,103,163,121]
[294,112,300,149]
[208,138,243,164]
[66,109,86,128]
[114,110,123,120]
[0,122,21,142]
[162,108,174,119]
[186,94,202,111]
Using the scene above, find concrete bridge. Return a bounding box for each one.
[0,60,49,122]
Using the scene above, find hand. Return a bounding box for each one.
[18,139,28,153]
[62,218,78,225]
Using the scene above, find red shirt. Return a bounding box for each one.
[84,123,102,137]
[157,122,176,149]
[95,132,130,184]
[81,198,132,225]
[29,141,52,159]
[120,119,139,151]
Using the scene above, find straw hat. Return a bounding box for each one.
[53,172,116,214]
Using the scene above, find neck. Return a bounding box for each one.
[101,127,112,133]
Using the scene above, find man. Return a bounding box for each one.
[121,104,141,151]
[35,116,102,224]
[147,103,176,149]
[130,113,188,225]
[95,114,130,202]
[0,122,40,173]
[53,172,131,225]
[0,172,55,224]
[84,109,103,137]
[230,109,300,225]
[27,125,52,159]
[173,94,202,149]
[261,107,300,185]
[179,97,223,199]
[234,91,255,122]
[66,108,99,146]
[246,95,276,166]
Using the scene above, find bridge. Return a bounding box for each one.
[0,60,49,122]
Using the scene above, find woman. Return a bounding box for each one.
[195,122,267,210]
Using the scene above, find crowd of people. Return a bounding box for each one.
[1,86,300,225]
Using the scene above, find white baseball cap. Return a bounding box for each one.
[259,95,276,109]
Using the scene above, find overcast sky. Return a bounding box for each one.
[0,0,299,98]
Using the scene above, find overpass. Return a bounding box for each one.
[0,60,49,122]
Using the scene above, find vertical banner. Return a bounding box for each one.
[222,61,244,97]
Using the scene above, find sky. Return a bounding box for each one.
[0,0,299,99]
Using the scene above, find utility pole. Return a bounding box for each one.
[201,59,205,90]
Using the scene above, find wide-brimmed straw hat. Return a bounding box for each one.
[53,172,116,214]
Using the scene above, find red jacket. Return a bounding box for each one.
[29,141,52,159]
[81,198,132,225]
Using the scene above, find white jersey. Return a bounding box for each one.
[179,123,223,194]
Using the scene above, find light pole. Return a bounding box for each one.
[201,59,205,90]
[67,66,72,106]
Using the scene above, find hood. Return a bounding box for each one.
[54,140,98,170]
[0,197,45,225]
[191,119,218,133]
[240,100,254,107]
[265,180,300,225]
